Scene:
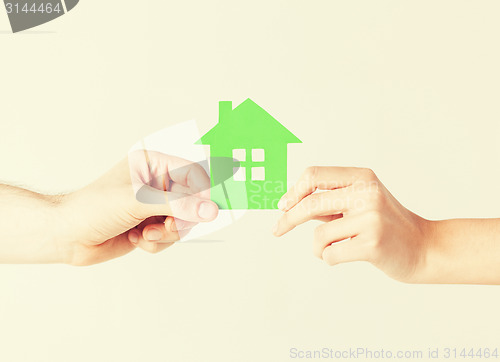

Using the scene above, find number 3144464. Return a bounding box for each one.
[5,2,62,14]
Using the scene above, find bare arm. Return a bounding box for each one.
[0,184,64,264]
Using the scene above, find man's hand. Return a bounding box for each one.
[57,151,219,265]
[0,152,218,266]
[273,167,429,283]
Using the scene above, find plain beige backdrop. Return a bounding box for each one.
[1,1,500,361]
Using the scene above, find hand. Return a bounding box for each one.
[56,151,219,266]
[273,167,430,282]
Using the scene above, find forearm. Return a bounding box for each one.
[0,184,65,264]
[418,218,500,284]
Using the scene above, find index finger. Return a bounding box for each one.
[129,151,212,200]
[159,154,211,200]
[278,166,365,212]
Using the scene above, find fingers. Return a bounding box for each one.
[171,218,198,232]
[321,236,370,266]
[278,166,367,212]
[128,222,178,245]
[129,227,175,254]
[141,220,180,242]
[130,152,218,222]
[274,166,385,268]
[135,238,175,254]
[128,151,212,200]
[160,154,211,199]
[273,188,353,236]
[75,233,138,266]
[148,152,211,199]
[312,215,361,258]
[135,185,219,222]
[170,182,194,195]
[128,217,195,254]
[141,217,195,242]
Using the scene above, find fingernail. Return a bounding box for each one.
[198,202,217,220]
[277,198,287,210]
[146,228,163,241]
[129,231,139,244]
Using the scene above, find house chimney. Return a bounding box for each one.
[219,101,232,123]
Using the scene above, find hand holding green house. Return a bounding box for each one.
[196,99,301,210]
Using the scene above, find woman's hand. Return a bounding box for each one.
[273,167,430,283]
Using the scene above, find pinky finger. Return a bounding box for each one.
[128,227,176,253]
[321,237,368,266]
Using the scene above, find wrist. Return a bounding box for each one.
[51,190,90,265]
[410,218,444,283]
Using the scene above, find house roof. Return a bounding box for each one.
[196,98,302,145]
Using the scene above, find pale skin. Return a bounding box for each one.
[2,158,500,285]
[0,151,219,265]
[273,166,500,285]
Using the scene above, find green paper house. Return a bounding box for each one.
[196,99,301,209]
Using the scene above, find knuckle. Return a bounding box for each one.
[171,195,192,215]
[365,210,383,227]
[356,168,378,186]
[366,239,383,261]
[362,221,384,251]
[313,224,326,243]
[279,212,290,227]
[364,212,385,243]
[144,242,162,254]
[191,162,206,175]
[361,168,377,180]
[370,233,383,249]
[366,187,385,208]
[173,196,188,210]
[191,163,211,184]
[323,250,338,266]
[301,194,320,215]
[304,166,319,183]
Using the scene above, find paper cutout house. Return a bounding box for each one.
[196,98,301,209]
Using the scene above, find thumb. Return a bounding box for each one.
[135,185,219,222]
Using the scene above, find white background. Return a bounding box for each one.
[1,1,500,361]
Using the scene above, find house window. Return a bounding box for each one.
[233,167,246,181]
[232,148,266,181]
[252,149,265,162]
[232,149,246,162]
[251,167,265,181]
